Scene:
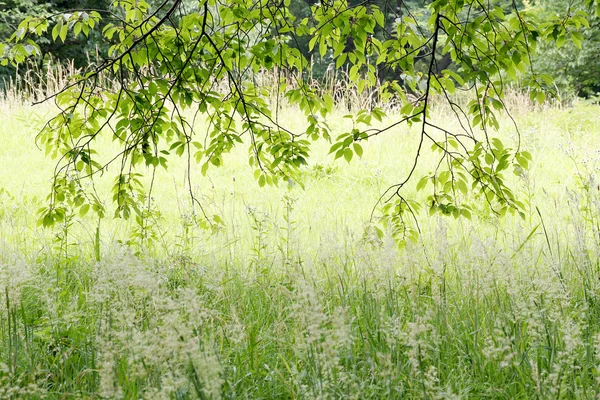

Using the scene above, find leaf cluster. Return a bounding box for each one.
[1,0,596,241]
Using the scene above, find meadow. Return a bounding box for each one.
[1,89,600,399]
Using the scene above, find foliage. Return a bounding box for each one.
[0,0,597,245]
[528,0,600,97]
[0,0,112,88]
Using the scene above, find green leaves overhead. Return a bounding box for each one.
[1,0,596,237]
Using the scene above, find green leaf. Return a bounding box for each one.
[343,148,353,163]
[42,213,54,227]
[52,21,61,41]
[416,176,428,191]
[353,143,363,158]
[516,155,529,169]
[79,203,90,217]
[373,8,385,28]
[60,23,68,43]
[571,32,583,49]
[536,91,546,104]
[335,53,347,69]
[457,179,468,194]
[329,142,343,154]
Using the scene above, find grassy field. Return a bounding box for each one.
[1,94,600,399]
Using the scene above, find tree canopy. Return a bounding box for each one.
[1,0,597,244]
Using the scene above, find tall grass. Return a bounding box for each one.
[1,77,600,398]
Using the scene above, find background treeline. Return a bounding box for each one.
[1,0,598,98]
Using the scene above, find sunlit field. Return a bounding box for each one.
[1,92,600,399]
